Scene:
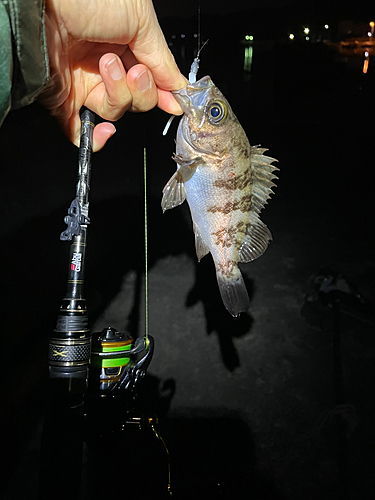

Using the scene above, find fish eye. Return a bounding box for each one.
[207,101,227,124]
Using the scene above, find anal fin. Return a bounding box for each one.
[238,213,272,263]
[194,222,210,261]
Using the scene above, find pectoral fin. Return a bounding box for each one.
[161,155,202,212]
[172,153,203,182]
[161,170,187,212]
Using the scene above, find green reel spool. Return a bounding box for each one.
[91,327,133,391]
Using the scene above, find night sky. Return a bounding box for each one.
[153,0,299,18]
[153,0,375,21]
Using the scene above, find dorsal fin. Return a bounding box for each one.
[238,146,278,263]
[249,146,279,215]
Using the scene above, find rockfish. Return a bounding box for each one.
[161,76,278,317]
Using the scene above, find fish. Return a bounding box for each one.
[161,76,278,317]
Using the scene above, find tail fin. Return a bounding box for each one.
[216,271,250,318]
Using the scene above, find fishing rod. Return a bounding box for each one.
[48,107,93,391]
[41,108,171,499]
[48,108,154,395]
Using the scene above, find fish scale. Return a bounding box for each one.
[162,76,278,317]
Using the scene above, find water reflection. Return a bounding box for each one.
[244,45,253,73]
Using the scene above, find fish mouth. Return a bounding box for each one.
[172,76,214,113]
[174,76,220,157]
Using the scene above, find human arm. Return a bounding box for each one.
[0,0,49,127]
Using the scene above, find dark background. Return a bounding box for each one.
[1,1,375,498]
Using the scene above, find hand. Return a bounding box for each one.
[40,0,187,151]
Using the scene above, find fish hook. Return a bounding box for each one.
[162,40,209,136]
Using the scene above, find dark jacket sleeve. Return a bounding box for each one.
[0,0,49,127]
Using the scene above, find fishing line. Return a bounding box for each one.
[144,150,172,494]
[163,8,205,137]
[197,0,201,54]
[144,147,149,345]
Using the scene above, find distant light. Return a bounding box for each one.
[181,34,185,38]
[303,27,310,35]
[368,32,372,37]
[365,51,369,57]
[245,35,253,41]
[289,34,295,40]
[370,22,375,28]
[194,33,198,38]
[324,24,329,29]
[305,36,310,41]
[172,35,176,39]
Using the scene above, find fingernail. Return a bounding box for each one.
[136,70,152,93]
[106,57,123,81]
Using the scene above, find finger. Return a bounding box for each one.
[93,122,116,152]
[126,64,158,112]
[85,53,133,122]
[157,89,184,115]
[69,115,116,151]
[122,49,138,72]
[130,2,187,92]
[70,113,84,148]
[67,95,120,150]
